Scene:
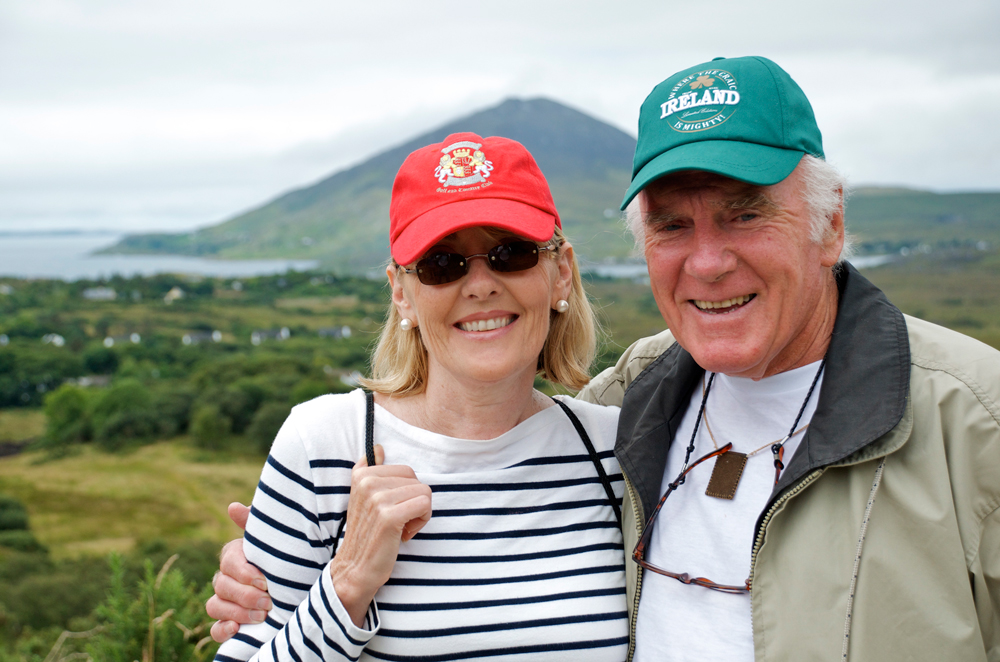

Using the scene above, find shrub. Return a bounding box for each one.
[83,346,119,374]
[151,384,196,437]
[246,402,291,454]
[0,495,28,532]
[90,380,157,449]
[95,410,159,452]
[201,386,256,434]
[0,530,45,553]
[43,383,92,447]
[86,554,218,662]
[190,405,231,450]
[291,379,329,405]
[0,496,45,556]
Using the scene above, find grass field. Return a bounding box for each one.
[0,440,262,559]
[0,409,44,443]
[864,249,1000,350]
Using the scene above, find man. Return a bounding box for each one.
[208,56,1000,660]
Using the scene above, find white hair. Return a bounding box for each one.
[624,155,854,263]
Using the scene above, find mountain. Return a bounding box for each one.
[106,98,639,273]
[105,97,1000,273]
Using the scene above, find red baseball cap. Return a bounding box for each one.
[389,132,561,266]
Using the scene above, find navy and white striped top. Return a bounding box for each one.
[215,389,628,662]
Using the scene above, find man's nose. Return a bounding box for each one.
[684,224,737,282]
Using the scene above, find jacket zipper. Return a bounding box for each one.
[746,468,823,660]
[748,470,823,591]
[623,473,644,662]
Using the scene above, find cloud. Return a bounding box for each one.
[1,0,997,232]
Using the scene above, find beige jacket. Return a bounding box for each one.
[578,264,1000,661]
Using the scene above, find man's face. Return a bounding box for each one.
[641,165,843,380]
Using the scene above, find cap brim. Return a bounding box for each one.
[391,198,557,266]
[620,141,806,210]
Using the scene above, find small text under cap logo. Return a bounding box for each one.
[435,141,494,188]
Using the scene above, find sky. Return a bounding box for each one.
[2,0,998,235]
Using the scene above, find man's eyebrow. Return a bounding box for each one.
[642,209,681,227]
[721,192,780,214]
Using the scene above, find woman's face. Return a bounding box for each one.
[389,227,573,392]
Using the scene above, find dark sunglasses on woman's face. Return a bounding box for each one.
[401,240,556,286]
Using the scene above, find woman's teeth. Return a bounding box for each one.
[693,294,754,311]
[458,316,513,332]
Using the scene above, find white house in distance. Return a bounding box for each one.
[82,287,117,301]
[163,287,185,304]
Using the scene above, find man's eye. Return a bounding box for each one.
[737,213,758,222]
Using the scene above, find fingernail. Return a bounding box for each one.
[249,609,266,623]
[252,578,268,592]
[256,596,272,610]
[225,622,239,636]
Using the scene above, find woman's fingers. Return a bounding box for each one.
[330,455,432,627]
[400,493,433,541]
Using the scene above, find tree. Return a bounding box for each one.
[43,383,91,447]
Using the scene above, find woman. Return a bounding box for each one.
[212,132,627,661]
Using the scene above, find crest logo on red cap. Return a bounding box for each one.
[435,140,494,188]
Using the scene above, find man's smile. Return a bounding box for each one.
[691,293,756,313]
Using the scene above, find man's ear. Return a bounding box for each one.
[387,265,416,324]
[820,188,846,268]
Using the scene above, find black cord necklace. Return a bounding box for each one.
[700,359,827,499]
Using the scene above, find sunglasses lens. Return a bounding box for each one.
[489,241,540,273]
[412,241,545,285]
[416,252,467,285]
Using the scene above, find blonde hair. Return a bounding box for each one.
[360,226,597,395]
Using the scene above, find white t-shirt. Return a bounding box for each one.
[633,361,825,661]
[215,389,628,662]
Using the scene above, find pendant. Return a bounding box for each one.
[705,451,748,500]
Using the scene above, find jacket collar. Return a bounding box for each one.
[615,263,911,523]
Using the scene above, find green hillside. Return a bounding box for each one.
[107,98,637,273]
[847,187,1000,252]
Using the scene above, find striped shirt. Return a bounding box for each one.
[215,389,628,662]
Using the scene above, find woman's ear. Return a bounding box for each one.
[387,265,416,324]
[551,242,574,307]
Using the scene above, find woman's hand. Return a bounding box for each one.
[330,444,433,627]
[207,503,272,643]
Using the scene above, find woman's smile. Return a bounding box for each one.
[456,314,517,333]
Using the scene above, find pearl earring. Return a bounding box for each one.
[400,318,414,331]
[555,300,570,313]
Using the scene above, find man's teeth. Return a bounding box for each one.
[459,316,513,332]
[693,295,753,310]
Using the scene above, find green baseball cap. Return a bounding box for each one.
[621,55,824,209]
